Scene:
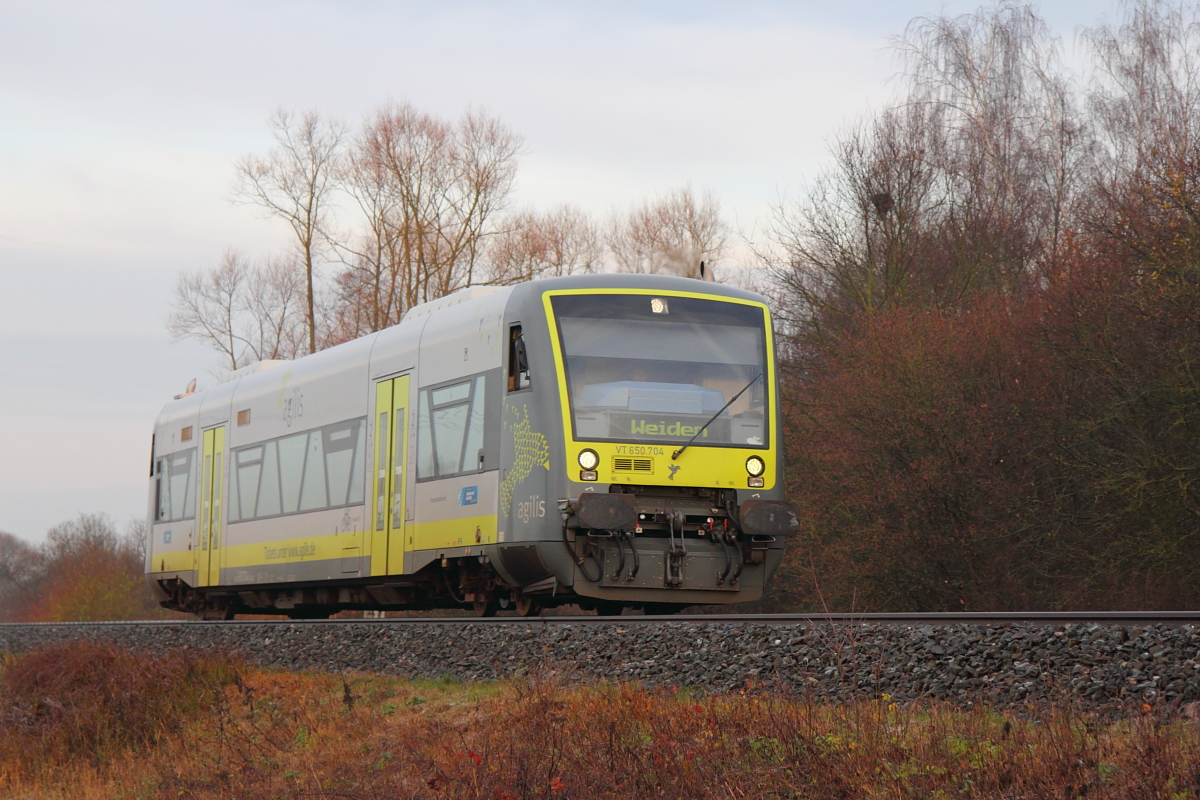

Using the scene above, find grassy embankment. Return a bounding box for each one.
[0,642,1197,799]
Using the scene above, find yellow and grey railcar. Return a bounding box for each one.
[146,275,797,618]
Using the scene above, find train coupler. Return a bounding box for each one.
[665,511,686,587]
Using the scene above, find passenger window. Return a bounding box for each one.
[155,459,166,522]
[182,453,196,520]
[462,375,486,471]
[432,379,471,475]
[234,446,263,520]
[416,392,435,479]
[299,431,328,511]
[432,382,470,405]
[323,420,359,507]
[226,418,367,522]
[433,403,468,474]
[257,441,282,517]
[416,373,491,479]
[349,419,366,504]
[278,432,307,513]
[158,449,196,522]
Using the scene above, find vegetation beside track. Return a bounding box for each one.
[0,642,1197,799]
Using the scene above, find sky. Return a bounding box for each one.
[0,0,1118,542]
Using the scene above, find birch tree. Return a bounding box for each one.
[327,104,521,340]
[169,249,307,372]
[233,109,346,354]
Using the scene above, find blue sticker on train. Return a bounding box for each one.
[163,530,172,544]
[458,486,479,506]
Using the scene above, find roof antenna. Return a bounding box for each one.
[700,260,706,279]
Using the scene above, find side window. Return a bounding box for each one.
[462,374,486,472]
[416,392,435,479]
[324,419,363,507]
[432,381,470,475]
[257,441,282,517]
[298,431,327,511]
[508,325,530,392]
[227,418,366,522]
[155,449,197,523]
[233,446,263,521]
[416,373,492,480]
[349,419,366,506]
[155,459,167,522]
[278,432,306,514]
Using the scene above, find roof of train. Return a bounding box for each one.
[157,274,769,422]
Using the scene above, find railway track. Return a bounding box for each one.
[4,611,1200,712]
[4,610,1200,627]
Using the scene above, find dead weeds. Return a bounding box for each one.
[0,643,1197,798]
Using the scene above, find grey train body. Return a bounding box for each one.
[146,274,795,618]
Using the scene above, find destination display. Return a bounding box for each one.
[615,412,731,441]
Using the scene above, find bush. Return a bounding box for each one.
[0,642,240,777]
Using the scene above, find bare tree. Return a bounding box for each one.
[333,118,404,335]
[0,531,42,619]
[484,205,602,284]
[609,185,728,279]
[168,249,245,371]
[1084,0,1200,234]
[897,1,1084,265]
[245,252,310,358]
[764,2,1086,347]
[233,109,346,354]
[761,103,943,341]
[450,110,524,289]
[327,104,521,336]
[169,249,307,372]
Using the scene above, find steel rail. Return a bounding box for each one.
[2,611,1200,628]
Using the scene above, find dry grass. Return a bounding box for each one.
[0,643,1198,799]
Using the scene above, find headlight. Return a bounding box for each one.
[745,456,765,477]
[578,449,599,470]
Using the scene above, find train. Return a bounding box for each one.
[145,274,798,618]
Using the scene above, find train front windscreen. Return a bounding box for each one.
[550,293,770,448]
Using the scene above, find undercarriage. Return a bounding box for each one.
[155,485,796,620]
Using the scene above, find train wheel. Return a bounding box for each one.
[594,601,625,617]
[473,597,499,617]
[514,594,540,617]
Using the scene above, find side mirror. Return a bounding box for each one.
[514,335,530,375]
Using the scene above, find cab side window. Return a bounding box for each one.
[508,325,531,392]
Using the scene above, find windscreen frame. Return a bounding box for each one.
[547,291,772,450]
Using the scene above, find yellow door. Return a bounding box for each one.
[371,376,410,576]
[197,426,226,587]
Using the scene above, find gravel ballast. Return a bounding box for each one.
[2,620,1198,711]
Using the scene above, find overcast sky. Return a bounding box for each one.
[0,0,1116,542]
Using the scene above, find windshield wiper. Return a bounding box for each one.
[671,372,763,461]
